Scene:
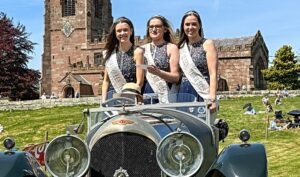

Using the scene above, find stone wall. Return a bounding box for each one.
[0,97,100,111]
[218,90,300,99]
[1,90,299,111]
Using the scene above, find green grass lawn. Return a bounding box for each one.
[0,96,300,176]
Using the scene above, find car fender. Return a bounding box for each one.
[0,151,47,177]
[207,143,267,177]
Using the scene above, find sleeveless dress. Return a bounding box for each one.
[107,46,136,99]
[143,42,170,94]
[179,40,209,101]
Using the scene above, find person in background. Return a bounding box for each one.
[241,84,247,91]
[285,117,294,129]
[262,94,273,113]
[50,93,57,99]
[138,15,180,103]
[41,92,47,100]
[177,10,218,115]
[269,119,290,131]
[275,88,281,97]
[236,84,241,91]
[244,103,256,115]
[101,17,144,103]
[266,104,273,113]
[281,88,289,97]
[275,95,282,105]
[262,95,269,105]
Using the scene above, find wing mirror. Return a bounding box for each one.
[66,124,85,134]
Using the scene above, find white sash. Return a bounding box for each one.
[179,43,210,99]
[104,50,126,93]
[143,43,170,103]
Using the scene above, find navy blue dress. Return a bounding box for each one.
[107,47,136,99]
[144,42,170,94]
[143,42,170,104]
[179,40,209,101]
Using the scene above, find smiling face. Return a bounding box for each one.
[183,14,201,41]
[148,18,165,42]
[115,22,132,44]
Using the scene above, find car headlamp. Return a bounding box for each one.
[156,131,203,177]
[239,129,251,143]
[3,137,15,150]
[45,134,90,177]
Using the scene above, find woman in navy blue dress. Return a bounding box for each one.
[101,17,144,102]
[138,15,180,103]
[177,10,218,113]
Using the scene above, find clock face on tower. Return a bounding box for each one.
[62,21,74,37]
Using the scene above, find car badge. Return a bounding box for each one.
[198,106,206,114]
[113,167,129,177]
[112,119,134,125]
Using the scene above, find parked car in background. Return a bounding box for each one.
[0,137,47,177]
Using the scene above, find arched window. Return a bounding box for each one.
[61,0,76,17]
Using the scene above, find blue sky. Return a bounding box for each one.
[1,0,300,71]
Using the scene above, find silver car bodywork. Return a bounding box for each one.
[45,97,267,177]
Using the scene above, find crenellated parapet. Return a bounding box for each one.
[213,36,253,59]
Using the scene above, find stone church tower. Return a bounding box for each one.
[41,0,112,98]
[41,0,269,98]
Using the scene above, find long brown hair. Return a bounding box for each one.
[145,15,175,43]
[177,10,204,48]
[104,17,135,62]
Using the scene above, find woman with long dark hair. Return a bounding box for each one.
[101,17,144,102]
[177,10,218,121]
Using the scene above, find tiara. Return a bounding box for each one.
[185,10,200,17]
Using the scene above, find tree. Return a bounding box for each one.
[262,45,300,90]
[0,12,40,100]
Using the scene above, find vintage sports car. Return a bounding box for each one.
[0,137,47,177]
[45,93,268,177]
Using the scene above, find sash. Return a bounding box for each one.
[143,43,170,103]
[104,50,126,93]
[179,43,210,99]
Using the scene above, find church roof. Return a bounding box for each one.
[72,75,91,85]
[211,31,268,59]
[213,36,254,48]
[59,72,91,85]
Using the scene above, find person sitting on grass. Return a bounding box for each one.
[275,95,282,105]
[244,103,256,115]
[265,104,273,113]
[285,117,295,129]
[262,95,270,106]
[269,119,290,131]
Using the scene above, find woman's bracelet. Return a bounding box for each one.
[208,98,216,103]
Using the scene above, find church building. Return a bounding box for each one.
[41,0,268,98]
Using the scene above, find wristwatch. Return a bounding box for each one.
[208,98,216,103]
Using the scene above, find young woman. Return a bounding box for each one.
[138,15,180,103]
[101,17,144,102]
[177,10,218,115]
